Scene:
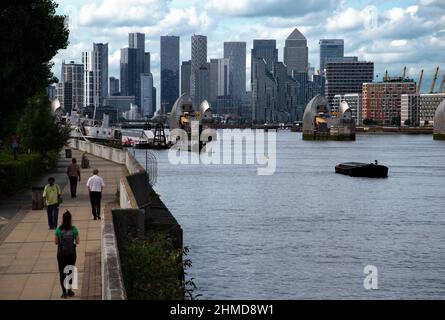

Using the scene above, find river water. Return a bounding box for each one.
[134,131,445,299]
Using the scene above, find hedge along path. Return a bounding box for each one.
[0,149,127,300]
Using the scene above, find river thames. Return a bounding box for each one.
[135,132,445,299]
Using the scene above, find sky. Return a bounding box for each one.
[52,0,445,109]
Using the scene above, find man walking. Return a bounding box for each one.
[43,177,62,229]
[67,158,81,198]
[86,169,105,220]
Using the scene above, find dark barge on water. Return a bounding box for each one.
[335,161,388,178]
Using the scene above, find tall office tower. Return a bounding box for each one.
[319,39,344,74]
[120,47,137,97]
[191,35,207,105]
[129,33,145,106]
[251,40,278,77]
[251,57,277,123]
[60,61,84,112]
[109,77,120,96]
[284,28,308,76]
[181,60,191,95]
[152,87,157,114]
[140,73,154,118]
[160,36,180,113]
[209,59,219,106]
[195,64,210,107]
[224,42,246,107]
[143,52,150,74]
[325,61,374,108]
[82,43,108,109]
[216,58,232,114]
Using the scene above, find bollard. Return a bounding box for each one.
[32,186,45,210]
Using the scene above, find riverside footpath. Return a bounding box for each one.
[0,149,127,299]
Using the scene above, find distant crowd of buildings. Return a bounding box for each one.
[49,28,445,126]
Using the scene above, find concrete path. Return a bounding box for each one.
[0,149,127,300]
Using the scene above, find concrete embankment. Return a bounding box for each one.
[69,139,182,300]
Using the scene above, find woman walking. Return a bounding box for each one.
[55,210,80,298]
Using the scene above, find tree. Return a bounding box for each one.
[16,92,70,155]
[0,1,69,139]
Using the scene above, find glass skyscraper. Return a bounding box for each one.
[160,36,180,113]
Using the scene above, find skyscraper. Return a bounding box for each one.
[251,40,278,77]
[181,60,191,96]
[191,35,207,105]
[284,28,308,76]
[60,60,84,112]
[209,59,219,106]
[196,64,210,108]
[224,42,246,108]
[160,36,180,113]
[140,73,154,118]
[120,47,137,97]
[319,39,344,74]
[129,33,145,107]
[109,77,119,96]
[82,43,108,110]
[325,61,374,108]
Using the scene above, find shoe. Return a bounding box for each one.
[61,293,68,299]
[93,217,97,220]
[67,289,75,297]
[97,216,101,220]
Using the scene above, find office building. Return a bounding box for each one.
[82,43,108,109]
[319,39,344,74]
[181,60,191,96]
[140,73,154,118]
[109,77,119,96]
[59,61,84,112]
[191,35,207,105]
[251,57,277,123]
[284,28,308,76]
[325,61,374,108]
[160,36,180,113]
[224,42,246,107]
[120,47,137,97]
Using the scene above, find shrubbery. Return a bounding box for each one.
[0,153,43,194]
[121,234,198,300]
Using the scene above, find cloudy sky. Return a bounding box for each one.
[53,0,445,108]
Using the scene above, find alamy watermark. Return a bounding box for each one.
[168,122,276,175]
[363,265,378,290]
[63,265,78,290]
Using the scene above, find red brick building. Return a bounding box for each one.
[362,80,416,125]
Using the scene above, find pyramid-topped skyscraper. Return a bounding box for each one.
[284,28,308,76]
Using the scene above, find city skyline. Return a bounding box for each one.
[52,0,444,110]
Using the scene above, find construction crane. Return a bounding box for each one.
[440,74,445,93]
[402,66,406,80]
[430,66,439,93]
[417,69,424,94]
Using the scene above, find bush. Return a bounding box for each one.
[0,153,43,194]
[120,234,197,300]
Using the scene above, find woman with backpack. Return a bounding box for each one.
[55,210,80,298]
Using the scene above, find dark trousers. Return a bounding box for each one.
[89,191,102,218]
[69,176,78,197]
[57,253,77,294]
[47,204,59,229]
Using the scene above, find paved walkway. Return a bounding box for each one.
[0,149,127,299]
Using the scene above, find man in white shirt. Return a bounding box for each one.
[86,169,105,220]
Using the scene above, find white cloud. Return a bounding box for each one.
[78,0,169,27]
